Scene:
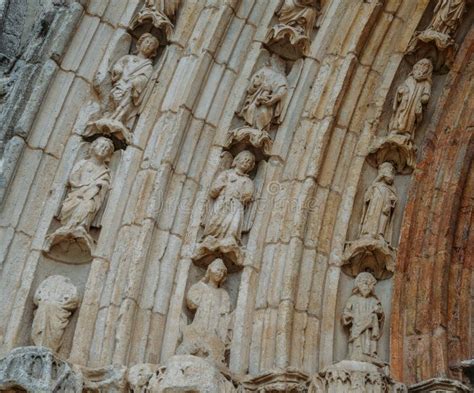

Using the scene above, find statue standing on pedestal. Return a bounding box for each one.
[342,272,384,363]
[239,60,288,133]
[389,59,433,140]
[89,33,159,143]
[201,150,255,254]
[177,259,232,364]
[360,162,397,243]
[428,0,466,37]
[45,137,114,253]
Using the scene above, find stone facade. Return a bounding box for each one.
[0,1,472,392]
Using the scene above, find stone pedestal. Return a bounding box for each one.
[408,377,472,392]
[150,355,236,393]
[0,347,126,393]
[310,360,405,393]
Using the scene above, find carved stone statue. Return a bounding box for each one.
[227,58,288,156]
[90,33,159,143]
[388,58,433,140]
[239,61,288,133]
[45,137,114,254]
[428,0,466,38]
[266,0,320,58]
[177,258,232,365]
[360,162,397,243]
[31,275,80,353]
[194,150,255,266]
[342,272,384,364]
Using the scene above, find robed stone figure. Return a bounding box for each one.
[342,272,384,363]
[360,162,397,243]
[177,259,232,364]
[203,150,255,249]
[46,137,114,252]
[389,58,433,140]
[429,0,466,37]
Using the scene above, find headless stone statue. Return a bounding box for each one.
[31,275,79,353]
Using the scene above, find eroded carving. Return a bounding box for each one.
[127,363,161,392]
[130,0,181,38]
[227,58,288,157]
[45,137,114,259]
[177,258,232,365]
[0,346,82,393]
[193,151,255,268]
[342,273,384,364]
[86,34,159,144]
[0,346,127,393]
[32,275,79,353]
[367,59,433,174]
[149,355,237,392]
[266,0,321,59]
[407,0,467,69]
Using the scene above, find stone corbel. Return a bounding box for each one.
[241,368,309,392]
[342,237,396,280]
[408,377,472,392]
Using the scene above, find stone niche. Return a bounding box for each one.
[16,256,89,359]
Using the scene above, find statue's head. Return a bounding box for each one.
[137,33,160,59]
[354,272,377,297]
[205,258,227,286]
[377,161,395,185]
[412,58,433,81]
[232,150,256,174]
[90,137,114,161]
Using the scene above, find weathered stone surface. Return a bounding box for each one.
[0,1,472,392]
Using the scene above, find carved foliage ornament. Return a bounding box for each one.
[130,0,181,38]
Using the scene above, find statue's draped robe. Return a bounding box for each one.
[278,0,319,36]
[389,75,431,138]
[204,169,254,244]
[110,55,153,123]
[360,181,397,241]
[187,281,231,343]
[342,294,384,360]
[430,0,466,36]
[31,299,77,352]
[59,160,111,230]
[239,67,287,131]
